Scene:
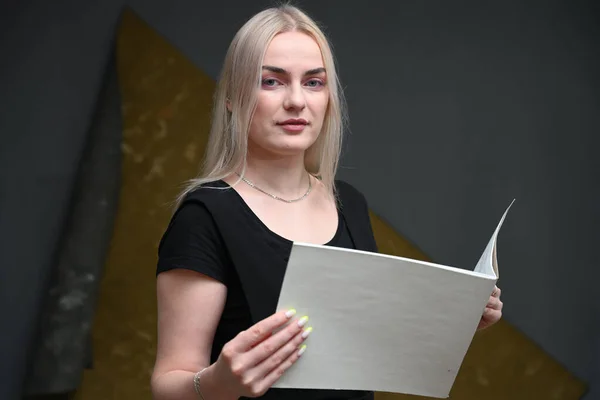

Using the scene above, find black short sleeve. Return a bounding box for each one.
[157,202,230,284]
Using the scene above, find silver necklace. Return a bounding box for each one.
[236,172,312,203]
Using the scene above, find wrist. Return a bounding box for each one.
[198,364,238,400]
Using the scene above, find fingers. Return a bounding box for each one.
[483,306,502,323]
[234,309,298,351]
[478,307,501,330]
[246,315,309,366]
[478,289,503,331]
[220,310,311,398]
[257,336,308,393]
[487,295,503,311]
[491,286,501,298]
[250,323,311,379]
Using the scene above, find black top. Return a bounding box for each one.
[157,179,378,400]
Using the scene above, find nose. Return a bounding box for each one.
[283,83,306,111]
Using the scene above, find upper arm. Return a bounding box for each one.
[152,202,230,378]
[153,269,226,377]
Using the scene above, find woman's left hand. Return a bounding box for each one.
[477,285,503,330]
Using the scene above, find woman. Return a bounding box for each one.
[151,4,503,400]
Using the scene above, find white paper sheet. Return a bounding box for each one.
[273,202,514,398]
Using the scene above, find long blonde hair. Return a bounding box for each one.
[176,4,347,206]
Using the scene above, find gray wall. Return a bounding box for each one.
[0,1,126,399]
[1,0,597,398]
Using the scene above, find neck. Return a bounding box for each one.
[242,151,309,197]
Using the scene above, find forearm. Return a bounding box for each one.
[151,366,237,400]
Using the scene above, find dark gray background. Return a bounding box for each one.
[1,0,598,399]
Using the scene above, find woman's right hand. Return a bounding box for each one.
[204,309,312,399]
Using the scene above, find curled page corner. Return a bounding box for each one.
[474,199,516,278]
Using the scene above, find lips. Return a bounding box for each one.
[277,118,309,126]
[277,118,309,133]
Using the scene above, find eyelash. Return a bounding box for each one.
[261,78,325,88]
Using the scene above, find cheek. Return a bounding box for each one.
[310,96,329,129]
[254,94,279,122]
[312,93,329,116]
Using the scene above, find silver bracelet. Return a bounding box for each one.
[193,368,208,399]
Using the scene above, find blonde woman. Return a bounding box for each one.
[151,4,503,400]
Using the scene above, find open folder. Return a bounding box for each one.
[273,201,515,398]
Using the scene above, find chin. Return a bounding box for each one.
[251,132,319,157]
[277,135,318,153]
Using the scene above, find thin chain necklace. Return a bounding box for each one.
[235,172,312,203]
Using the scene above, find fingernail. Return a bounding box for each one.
[285,309,297,318]
[297,344,307,357]
[302,327,313,339]
[297,316,309,327]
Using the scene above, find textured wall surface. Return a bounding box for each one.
[75,9,586,400]
[74,8,216,400]
[23,52,123,395]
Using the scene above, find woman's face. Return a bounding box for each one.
[247,31,329,159]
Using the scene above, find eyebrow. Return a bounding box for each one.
[262,65,326,76]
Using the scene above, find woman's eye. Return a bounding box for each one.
[305,79,324,88]
[262,78,279,86]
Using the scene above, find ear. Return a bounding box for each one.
[226,98,232,112]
